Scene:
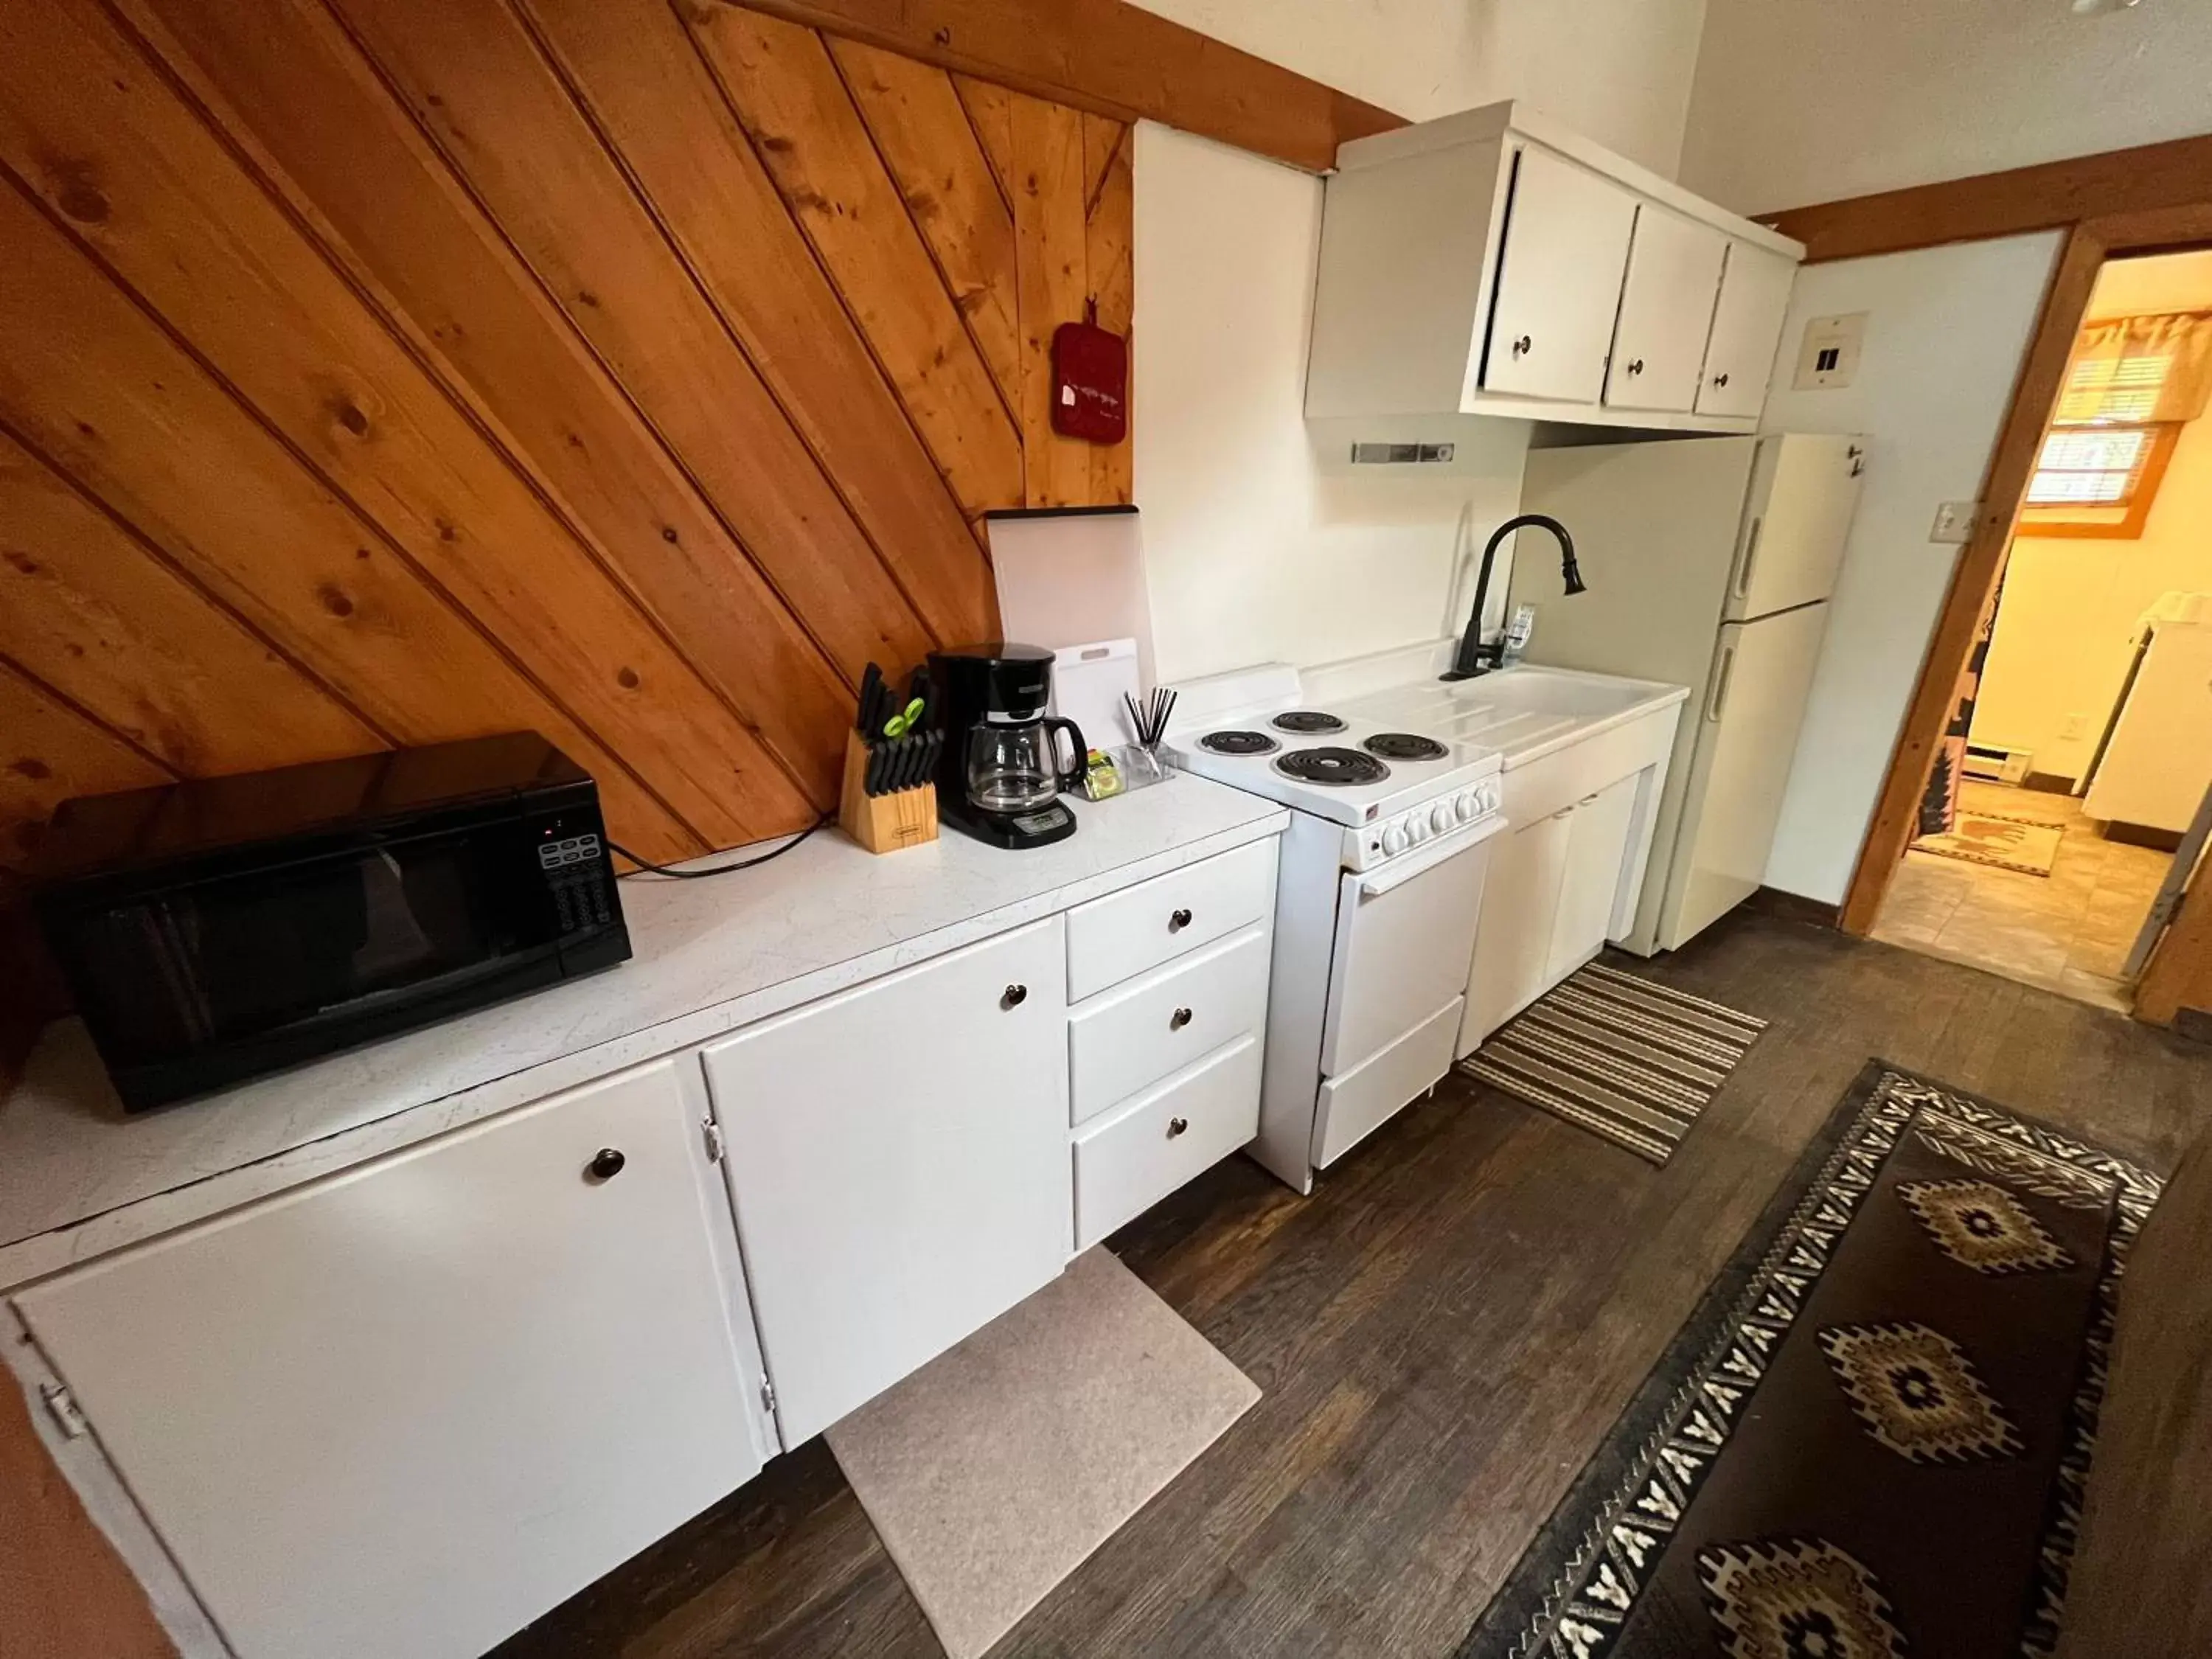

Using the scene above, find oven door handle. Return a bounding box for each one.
[1357,813,1503,898]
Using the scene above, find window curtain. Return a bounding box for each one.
[2056,311,2212,425]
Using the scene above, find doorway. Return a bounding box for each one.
[1869,249,2212,1009]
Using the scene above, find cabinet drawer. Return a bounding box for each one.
[1068,923,1270,1125]
[1074,1035,1262,1249]
[1066,837,1277,1001]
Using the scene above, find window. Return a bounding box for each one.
[2018,309,2211,540]
[2025,424,2169,507]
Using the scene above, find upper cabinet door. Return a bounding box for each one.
[1604,205,1728,413]
[11,1058,762,1659]
[1695,242,1797,418]
[1478,145,1638,405]
[703,918,1070,1446]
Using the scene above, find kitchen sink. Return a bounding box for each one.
[1341,665,1686,770]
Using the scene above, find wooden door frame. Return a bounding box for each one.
[1829,203,2212,986]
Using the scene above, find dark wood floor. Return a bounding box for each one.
[493,911,2211,1659]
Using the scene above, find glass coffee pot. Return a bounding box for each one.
[966,714,1087,815]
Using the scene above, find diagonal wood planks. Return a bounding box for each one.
[0,0,1135,872]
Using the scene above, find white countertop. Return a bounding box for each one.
[0,776,1287,1282]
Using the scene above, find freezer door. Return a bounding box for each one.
[1724,434,1867,621]
[1660,605,1831,950]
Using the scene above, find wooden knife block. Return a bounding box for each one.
[838,730,939,855]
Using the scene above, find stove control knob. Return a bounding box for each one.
[1455,790,1479,822]
[1430,803,1454,834]
[1382,824,1408,856]
[1407,815,1430,844]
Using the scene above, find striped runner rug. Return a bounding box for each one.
[1458,961,1765,1164]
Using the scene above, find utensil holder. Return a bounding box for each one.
[838,731,939,854]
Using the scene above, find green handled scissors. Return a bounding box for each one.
[882,697,925,740]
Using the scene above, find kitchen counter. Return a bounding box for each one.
[0,776,1288,1284]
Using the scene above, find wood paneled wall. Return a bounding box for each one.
[0,0,1134,877]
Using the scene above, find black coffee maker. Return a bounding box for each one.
[928,643,1088,849]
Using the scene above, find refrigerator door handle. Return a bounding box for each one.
[1706,641,1738,723]
[1733,517,1764,601]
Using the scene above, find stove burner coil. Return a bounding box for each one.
[1197,729,1279,756]
[1270,710,1347,735]
[1273,746,1390,787]
[1363,732,1449,762]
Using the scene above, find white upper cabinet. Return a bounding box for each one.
[1604,205,1730,414]
[1306,102,1802,433]
[1697,242,1798,419]
[1479,147,1638,404]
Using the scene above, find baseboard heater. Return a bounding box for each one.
[1961,744,2031,785]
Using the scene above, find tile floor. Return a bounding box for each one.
[1872,779,2171,1011]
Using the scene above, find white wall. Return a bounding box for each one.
[1681,0,2212,215]
[1132,122,1530,684]
[1760,232,2065,905]
[1128,0,1708,175]
[1127,0,1713,685]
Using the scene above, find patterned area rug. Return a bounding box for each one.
[1458,1062,2163,1659]
[1460,962,1766,1165]
[1911,810,2064,876]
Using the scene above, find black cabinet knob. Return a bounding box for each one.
[1169,908,1193,933]
[1166,1116,1189,1138]
[586,1147,626,1182]
[1001,983,1029,1009]
[1170,1006,1194,1031]
[1714,371,1730,387]
[1626,358,1644,375]
[1511,334,1533,357]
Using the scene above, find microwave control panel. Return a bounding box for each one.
[537,831,612,933]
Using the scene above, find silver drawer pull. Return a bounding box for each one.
[1166,1116,1189,1138]
[1170,1006,1193,1030]
[1169,907,1192,932]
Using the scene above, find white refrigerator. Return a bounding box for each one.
[1507,433,1865,953]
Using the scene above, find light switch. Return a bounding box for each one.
[1928,501,1980,543]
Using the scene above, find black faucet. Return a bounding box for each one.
[1441,513,1585,681]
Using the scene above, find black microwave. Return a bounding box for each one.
[32,734,632,1113]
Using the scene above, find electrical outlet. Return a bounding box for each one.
[2059,713,2090,741]
[1928,501,1980,543]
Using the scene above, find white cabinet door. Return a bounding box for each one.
[1604,204,1728,413]
[1694,241,1796,418]
[1478,145,1638,405]
[1461,807,1574,1054]
[13,1059,762,1659]
[1545,773,1642,981]
[703,919,1068,1445]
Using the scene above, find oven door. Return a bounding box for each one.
[1321,814,1501,1077]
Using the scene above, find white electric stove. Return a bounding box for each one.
[1160,664,1505,1192]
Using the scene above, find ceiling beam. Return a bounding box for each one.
[713,0,1406,173]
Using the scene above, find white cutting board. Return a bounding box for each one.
[988,510,1155,684]
[1051,639,1141,754]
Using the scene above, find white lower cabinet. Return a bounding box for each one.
[1545,773,1643,981]
[1466,807,1575,1048]
[11,1057,764,1659]
[703,917,1070,1446]
[1073,1034,1261,1250]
